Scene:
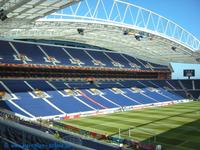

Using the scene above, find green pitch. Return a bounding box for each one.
[58,102,200,150]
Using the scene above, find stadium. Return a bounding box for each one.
[0,0,200,149]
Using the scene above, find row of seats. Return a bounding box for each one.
[1,79,197,119]
[140,79,200,90]
[118,80,200,99]
[0,40,168,70]
[0,119,87,150]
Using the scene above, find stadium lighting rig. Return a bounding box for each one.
[77,28,84,35]
[134,33,143,41]
[196,58,200,62]
[171,46,177,51]
[0,9,8,21]
[123,29,129,35]
[123,30,151,41]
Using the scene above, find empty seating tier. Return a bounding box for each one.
[0,79,198,119]
[0,39,169,71]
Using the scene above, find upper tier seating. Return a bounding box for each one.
[0,39,168,71]
[0,41,23,64]
[0,79,196,119]
[121,54,146,70]
[39,45,74,65]
[104,52,130,68]
[12,42,52,65]
[86,50,115,68]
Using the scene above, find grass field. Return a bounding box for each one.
[58,102,200,150]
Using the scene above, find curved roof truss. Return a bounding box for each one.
[44,0,200,51]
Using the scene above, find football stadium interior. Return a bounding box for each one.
[0,0,200,150]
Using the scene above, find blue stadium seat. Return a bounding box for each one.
[46,91,93,113]
[14,92,62,117]
[104,52,131,68]
[82,89,118,108]
[0,39,169,71]
[0,79,195,119]
[142,88,172,102]
[65,48,94,67]
[12,42,52,65]
[123,88,156,104]
[102,89,137,106]
[158,89,183,100]
[121,54,146,69]
[40,45,73,66]
[0,40,23,64]
[86,50,114,68]
[78,93,103,110]
[1,80,62,117]
[0,100,31,117]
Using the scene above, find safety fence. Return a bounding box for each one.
[53,121,156,150]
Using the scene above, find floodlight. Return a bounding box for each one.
[123,30,129,35]
[77,28,84,35]
[0,9,7,21]
[171,46,177,51]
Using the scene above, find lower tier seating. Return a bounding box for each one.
[0,79,199,119]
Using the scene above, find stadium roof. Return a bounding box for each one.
[0,0,200,65]
[0,0,81,31]
[0,0,80,20]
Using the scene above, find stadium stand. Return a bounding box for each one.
[0,38,198,150]
[0,18,198,150]
[0,79,198,119]
[0,110,124,150]
[181,80,193,90]
[0,118,90,150]
[0,37,198,150]
[0,39,169,71]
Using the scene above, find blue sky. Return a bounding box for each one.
[125,0,200,39]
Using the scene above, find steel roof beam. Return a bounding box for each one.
[4,0,32,15]
[8,0,47,19]
[0,0,7,8]
[31,0,82,21]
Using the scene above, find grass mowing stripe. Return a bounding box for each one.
[58,102,200,150]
